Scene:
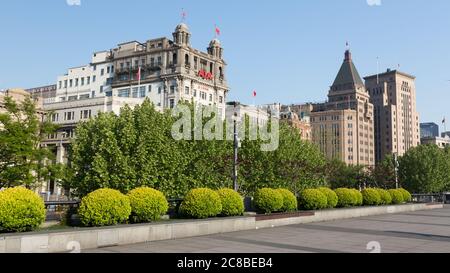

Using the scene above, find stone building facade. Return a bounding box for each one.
[311,50,375,166]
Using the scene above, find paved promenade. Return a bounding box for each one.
[86,206,450,253]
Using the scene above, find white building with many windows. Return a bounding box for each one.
[40,23,230,198]
[52,51,115,104]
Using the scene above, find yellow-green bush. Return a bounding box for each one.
[217,189,245,216]
[318,187,338,208]
[127,187,169,223]
[362,188,382,206]
[388,189,405,204]
[398,188,412,203]
[276,189,298,212]
[376,189,392,205]
[78,189,131,227]
[180,188,222,219]
[254,188,283,213]
[0,187,46,233]
[350,189,363,206]
[334,188,357,208]
[299,189,327,210]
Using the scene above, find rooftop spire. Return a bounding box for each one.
[345,49,352,61]
[332,48,364,88]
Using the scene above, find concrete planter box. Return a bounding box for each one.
[0,203,442,253]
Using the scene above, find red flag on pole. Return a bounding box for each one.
[215,26,221,36]
[252,90,257,97]
[137,67,141,82]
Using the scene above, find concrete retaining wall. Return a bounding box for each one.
[0,203,443,253]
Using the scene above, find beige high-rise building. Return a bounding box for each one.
[311,50,375,166]
[364,70,420,162]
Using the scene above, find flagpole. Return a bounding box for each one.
[138,66,141,97]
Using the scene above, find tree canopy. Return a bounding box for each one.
[0,95,59,189]
[67,100,328,197]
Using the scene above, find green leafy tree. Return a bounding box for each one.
[399,145,450,193]
[0,95,58,188]
[325,159,367,189]
[370,155,396,189]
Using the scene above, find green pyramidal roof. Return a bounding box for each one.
[332,50,365,87]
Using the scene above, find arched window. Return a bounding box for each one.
[219,67,223,77]
[173,53,177,65]
[185,54,189,65]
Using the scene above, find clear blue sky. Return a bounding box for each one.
[1,0,449,128]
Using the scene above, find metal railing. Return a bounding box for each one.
[411,193,446,204]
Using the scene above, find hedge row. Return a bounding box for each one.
[0,186,414,231]
[251,187,413,213]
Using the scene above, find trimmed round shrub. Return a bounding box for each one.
[350,189,363,206]
[254,188,283,214]
[276,189,298,212]
[388,189,405,204]
[0,187,46,233]
[217,189,245,216]
[334,188,357,208]
[318,187,338,208]
[78,189,131,227]
[362,188,382,206]
[376,189,392,205]
[127,187,169,223]
[398,188,412,203]
[299,189,327,210]
[180,188,222,219]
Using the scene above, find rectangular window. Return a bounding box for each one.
[93,75,96,82]
[81,78,85,86]
[100,85,104,93]
[75,79,79,87]
[118,88,130,97]
[64,80,68,88]
[169,99,175,109]
[59,81,62,89]
[170,86,175,94]
[158,87,162,94]
[209,94,213,102]
[68,95,77,101]
[87,76,90,85]
[132,87,139,98]
[157,56,162,65]
[140,86,146,97]
[107,66,110,74]
[193,89,197,97]
[185,86,190,95]
[80,110,92,120]
[79,94,90,100]
[105,91,113,97]
[69,79,73,87]
[219,96,223,103]
[101,69,105,76]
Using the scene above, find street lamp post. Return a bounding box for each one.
[393,153,399,189]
